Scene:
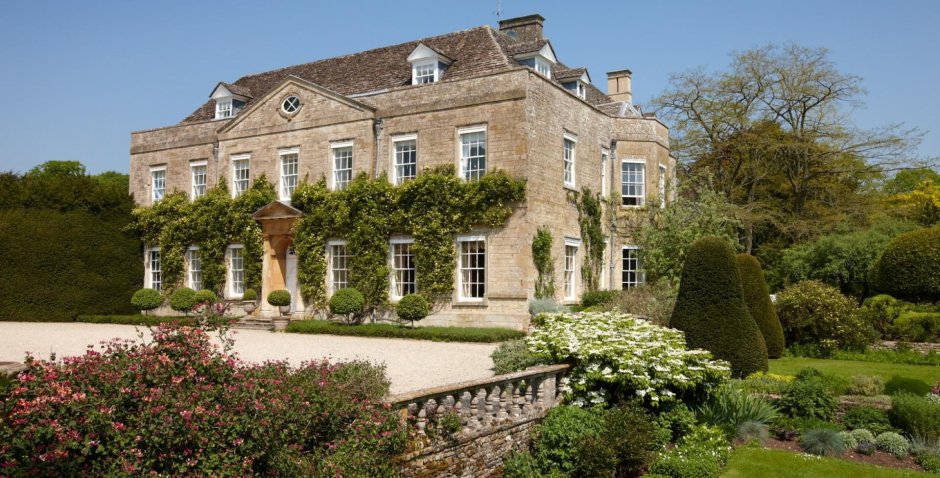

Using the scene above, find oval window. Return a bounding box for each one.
[282,96,301,113]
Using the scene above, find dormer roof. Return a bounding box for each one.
[209,82,252,101]
[506,39,557,63]
[407,43,453,65]
[555,67,591,84]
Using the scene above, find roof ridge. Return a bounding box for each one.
[484,25,513,67]
[231,25,494,84]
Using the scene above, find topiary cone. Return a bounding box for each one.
[736,253,786,358]
[670,236,768,378]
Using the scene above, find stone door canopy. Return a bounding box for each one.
[252,200,304,222]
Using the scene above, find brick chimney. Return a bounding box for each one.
[498,14,545,42]
[607,69,633,104]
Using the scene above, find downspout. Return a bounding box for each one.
[608,139,617,291]
[371,118,384,323]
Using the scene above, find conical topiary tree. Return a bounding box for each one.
[736,253,785,358]
[670,236,768,378]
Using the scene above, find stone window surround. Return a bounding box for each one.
[145,246,162,291]
[231,154,251,198]
[659,163,668,208]
[278,147,300,201]
[391,133,418,185]
[190,160,207,200]
[456,234,487,303]
[563,132,577,189]
[600,148,610,198]
[227,244,245,299]
[622,245,644,289]
[327,239,349,297]
[563,237,581,302]
[331,141,354,191]
[187,246,202,291]
[150,165,166,204]
[457,125,487,181]
[389,236,416,301]
[620,157,646,207]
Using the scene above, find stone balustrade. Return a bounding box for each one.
[387,364,571,436]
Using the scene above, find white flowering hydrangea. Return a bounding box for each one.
[527,311,730,407]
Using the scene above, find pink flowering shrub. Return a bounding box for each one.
[0,325,405,477]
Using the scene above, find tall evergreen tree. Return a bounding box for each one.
[736,253,785,358]
[670,236,768,377]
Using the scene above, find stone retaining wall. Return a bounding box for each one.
[388,364,571,478]
[871,340,940,354]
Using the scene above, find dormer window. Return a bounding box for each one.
[216,99,233,119]
[407,43,452,85]
[209,82,251,120]
[514,42,558,79]
[560,69,592,100]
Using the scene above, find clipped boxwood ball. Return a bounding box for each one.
[194,289,217,304]
[242,288,258,301]
[329,288,364,316]
[397,294,429,323]
[267,289,291,307]
[169,287,198,313]
[131,288,163,311]
[874,227,940,302]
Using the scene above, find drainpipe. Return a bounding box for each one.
[372,119,384,179]
[608,140,617,291]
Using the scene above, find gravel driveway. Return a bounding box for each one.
[0,322,498,394]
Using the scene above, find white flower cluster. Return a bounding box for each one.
[528,311,730,407]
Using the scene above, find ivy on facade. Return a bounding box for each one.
[569,187,606,293]
[291,166,526,311]
[532,226,555,298]
[129,177,275,295]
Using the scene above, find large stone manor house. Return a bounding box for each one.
[129,14,672,330]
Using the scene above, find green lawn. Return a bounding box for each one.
[769,357,940,395]
[722,447,930,477]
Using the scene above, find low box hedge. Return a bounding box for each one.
[286,320,525,343]
[76,315,194,326]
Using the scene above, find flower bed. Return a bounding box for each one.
[0,325,405,476]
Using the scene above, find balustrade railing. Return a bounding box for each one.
[386,364,571,436]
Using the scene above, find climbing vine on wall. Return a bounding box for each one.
[532,226,555,298]
[569,187,606,293]
[129,177,275,295]
[291,166,526,311]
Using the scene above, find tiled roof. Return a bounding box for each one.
[553,67,587,81]
[181,24,621,124]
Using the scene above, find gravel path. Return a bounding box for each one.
[0,322,498,394]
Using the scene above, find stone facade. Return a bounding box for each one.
[129,15,672,329]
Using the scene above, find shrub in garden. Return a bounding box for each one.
[893,311,940,342]
[849,428,876,445]
[169,287,198,314]
[889,393,940,441]
[0,325,406,476]
[875,431,910,458]
[843,406,892,434]
[874,226,940,302]
[327,360,391,401]
[584,403,663,477]
[648,425,730,478]
[859,294,909,338]
[775,280,876,351]
[580,290,620,308]
[502,450,560,478]
[736,254,785,358]
[670,236,768,378]
[131,288,162,314]
[657,402,697,443]
[242,288,257,301]
[396,293,429,328]
[528,298,567,318]
[329,288,364,323]
[533,405,605,474]
[267,289,291,306]
[697,387,778,433]
[846,375,885,396]
[528,312,729,407]
[599,281,677,327]
[839,430,858,449]
[856,440,877,455]
[490,339,545,375]
[800,428,845,456]
[777,378,838,420]
[736,420,770,445]
[194,289,217,304]
[734,371,793,395]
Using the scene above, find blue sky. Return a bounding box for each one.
[1,0,937,174]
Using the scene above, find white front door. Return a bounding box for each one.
[285,247,299,312]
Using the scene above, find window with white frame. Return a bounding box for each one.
[147,248,162,291]
[563,135,576,188]
[215,99,233,119]
[390,239,416,299]
[459,127,486,181]
[329,241,349,294]
[564,240,579,300]
[228,246,245,297]
[458,236,486,300]
[232,156,250,197]
[413,61,437,84]
[151,167,165,203]
[191,162,207,199]
[601,150,609,197]
[393,136,417,185]
[576,82,586,99]
[534,57,551,77]
[621,160,646,206]
[280,149,299,200]
[659,164,667,208]
[188,247,202,290]
[622,246,644,289]
[332,143,353,190]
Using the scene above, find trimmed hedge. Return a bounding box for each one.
[329,288,364,316]
[670,236,768,378]
[395,294,429,326]
[874,226,940,302]
[0,209,141,321]
[266,289,291,307]
[286,320,525,343]
[736,254,785,358]
[131,288,163,312]
[168,287,198,313]
[77,315,194,326]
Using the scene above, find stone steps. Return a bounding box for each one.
[231,317,274,331]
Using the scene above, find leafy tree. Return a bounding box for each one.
[670,236,768,378]
[25,160,86,178]
[883,167,940,195]
[874,227,940,302]
[889,180,940,227]
[653,43,923,253]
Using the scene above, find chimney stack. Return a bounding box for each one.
[498,14,545,42]
[607,69,633,104]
